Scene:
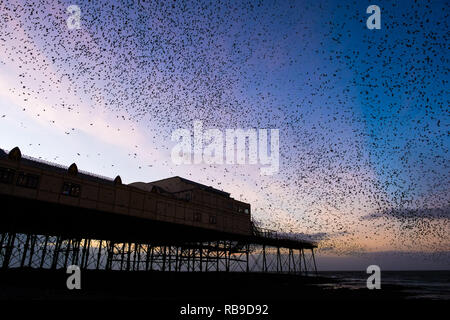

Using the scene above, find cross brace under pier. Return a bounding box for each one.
[0,232,317,275]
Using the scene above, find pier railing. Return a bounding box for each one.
[251,221,317,246]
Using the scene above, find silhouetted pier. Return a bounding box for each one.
[0,147,317,275]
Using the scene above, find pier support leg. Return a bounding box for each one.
[2,232,16,269]
[40,235,49,268]
[96,240,102,270]
[20,233,30,268]
[27,234,37,267]
[302,248,308,276]
[51,236,62,270]
[311,248,318,275]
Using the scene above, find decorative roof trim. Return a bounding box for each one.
[8,147,22,161]
[68,163,78,176]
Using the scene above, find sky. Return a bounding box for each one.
[0,0,449,270]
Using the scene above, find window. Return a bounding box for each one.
[238,206,243,213]
[244,208,250,214]
[193,212,202,222]
[62,182,81,197]
[185,192,191,201]
[0,167,15,184]
[209,216,217,224]
[16,172,39,189]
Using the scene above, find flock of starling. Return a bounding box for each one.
[0,1,448,262]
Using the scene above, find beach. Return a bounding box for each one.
[1,268,448,301]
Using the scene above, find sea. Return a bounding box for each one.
[317,270,450,300]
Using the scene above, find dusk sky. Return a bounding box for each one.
[0,0,448,270]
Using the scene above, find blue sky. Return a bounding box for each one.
[0,0,448,269]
